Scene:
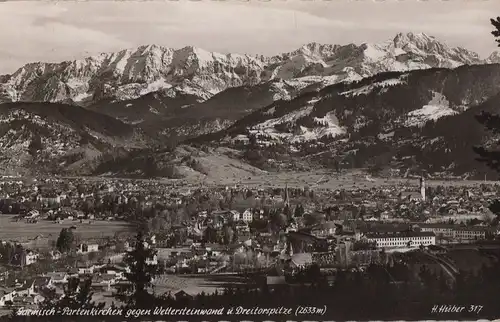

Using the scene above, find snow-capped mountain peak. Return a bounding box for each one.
[393,32,435,47]
[0,32,490,106]
[487,51,500,64]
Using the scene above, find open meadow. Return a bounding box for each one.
[0,215,132,244]
[153,274,247,296]
[201,170,499,190]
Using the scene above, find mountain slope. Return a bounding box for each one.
[0,33,490,109]
[1,33,499,178]
[187,63,500,178]
[94,145,266,181]
[66,32,494,142]
[89,79,312,140]
[0,102,149,175]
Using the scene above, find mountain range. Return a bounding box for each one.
[2,33,497,106]
[1,32,500,178]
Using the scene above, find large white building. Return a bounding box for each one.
[365,231,436,249]
[418,223,495,243]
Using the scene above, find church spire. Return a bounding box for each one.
[420,176,426,202]
[284,183,290,208]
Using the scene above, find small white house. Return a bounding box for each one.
[146,254,158,265]
[242,209,253,223]
[0,289,16,307]
[77,243,99,254]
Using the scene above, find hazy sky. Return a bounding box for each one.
[0,0,499,74]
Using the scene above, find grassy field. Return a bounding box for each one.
[202,170,498,190]
[0,215,132,243]
[153,274,247,296]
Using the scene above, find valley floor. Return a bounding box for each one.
[58,170,498,190]
[0,215,131,245]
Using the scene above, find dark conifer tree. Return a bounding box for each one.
[474,17,500,220]
[116,231,160,309]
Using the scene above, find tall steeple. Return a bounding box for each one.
[284,183,290,208]
[420,176,426,202]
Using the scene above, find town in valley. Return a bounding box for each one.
[1,1,500,320]
[0,172,499,318]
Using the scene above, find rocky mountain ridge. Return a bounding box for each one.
[1,32,495,108]
[1,33,500,179]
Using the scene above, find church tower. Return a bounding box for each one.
[420,176,426,202]
[284,183,290,208]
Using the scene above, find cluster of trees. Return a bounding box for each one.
[203,224,238,245]
[12,249,500,321]
[28,135,44,157]
[186,157,208,175]
[295,115,329,129]
[0,242,23,265]
[0,199,27,215]
[94,149,182,179]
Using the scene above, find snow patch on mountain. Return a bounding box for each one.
[255,104,314,131]
[405,92,457,127]
[140,78,172,96]
[363,44,388,61]
[341,76,406,97]
[290,123,345,143]
[248,97,345,143]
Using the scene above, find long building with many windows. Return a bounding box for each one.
[364,231,436,249]
[417,223,496,243]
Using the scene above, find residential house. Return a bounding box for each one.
[146,254,158,265]
[24,250,39,266]
[212,210,239,224]
[311,222,338,238]
[26,210,40,219]
[37,195,61,205]
[92,274,116,291]
[103,269,124,280]
[77,263,97,275]
[15,279,35,297]
[12,249,39,267]
[0,288,16,307]
[242,209,254,223]
[399,192,422,202]
[205,244,226,257]
[13,295,35,308]
[235,221,250,233]
[33,277,52,292]
[45,272,68,284]
[49,250,62,260]
[77,243,99,254]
